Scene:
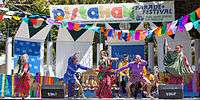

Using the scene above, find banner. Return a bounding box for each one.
[50,1,174,23]
[13,40,41,75]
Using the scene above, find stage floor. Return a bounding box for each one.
[2,97,200,100]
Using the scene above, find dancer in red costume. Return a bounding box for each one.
[96,50,118,98]
[15,54,31,97]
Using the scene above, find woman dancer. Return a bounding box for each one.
[15,54,31,97]
[96,50,118,98]
[163,38,193,83]
[63,53,92,97]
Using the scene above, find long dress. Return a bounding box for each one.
[15,63,30,96]
[163,51,193,83]
[96,59,116,98]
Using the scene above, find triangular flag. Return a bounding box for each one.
[189,11,196,22]
[30,18,37,25]
[166,22,173,36]
[122,30,129,41]
[68,22,74,30]
[193,20,199,29]
[129,30,135,40]
[0,14,4,21]
[169,34,175,39]
[161,24,167,35]
[167,29,173,36]
[22,17,29,23]
[178,15,189,32]
[113,31,118,40]
[134,30,141,41]
[12,16,21,21]
[118,31,122,40]
[195,7,200,19]
[108,29,113,37]
[84,25,92,29]
[74,23,80,31]
[33,18,44,28]
[80,23,86,28]
[171,25,177,35]
[127,32,131,41]
[56,16,64,21]
[146,30,153,42]
[100,26,105,33]
[61,20,68,28]
[140,30,146,40]
[184,22,193,31]
[105,23,113,29]
[154,27,161,37]
[92,26,100,33]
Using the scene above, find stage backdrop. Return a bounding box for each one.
[111,45,145,69]
[14,40,41,75]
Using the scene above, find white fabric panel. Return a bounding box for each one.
[56,42,93,78]
[47,41,53,65]
[6,37,13,75]
[14,21,30,39]
[31,24,53,41]
[40,42,44,76]
[76,30,94,42]
[156,29,192,71]
[57,27,74,42]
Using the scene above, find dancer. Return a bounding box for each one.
[118,54,129,83]
[117,54,129,97]
[63,53,92,98]
[15,54,31,97]
[163,38,193,83]
[96,50,118,98]
[116,55,152,98]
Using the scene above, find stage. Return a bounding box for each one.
[2,97,200,100]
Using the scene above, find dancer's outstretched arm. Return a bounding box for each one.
[116,64,129,72]
[78,64,92,70]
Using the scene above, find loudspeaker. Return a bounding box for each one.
[42,85,64,98]
[158,84,183,99]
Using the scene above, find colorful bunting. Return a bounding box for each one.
[0,7,199,42]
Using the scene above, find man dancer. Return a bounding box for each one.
[116,55,152,98]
